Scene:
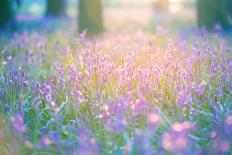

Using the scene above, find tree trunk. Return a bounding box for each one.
[0,0,15,26]
[78,0,104,36]
[46,0,66,17]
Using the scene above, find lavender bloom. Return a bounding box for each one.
[105,119,127,133]
[39,82,52,102]
[38,135,51,148]
[210,59,217,78]
[147,108,160,128]
[110,97,128,118]
[131,131,154,155]
[208,115,232,154]
[162,121,193,153]
[48,131,60,142]
[224,114,232,136]
[210,130,231,154]
[76,129,99,155]
[71,88,85,103]
[33,97,40,109]
[192,80,206,96]
[134,98,149,115]
[177,89,191,107]
[11,114,26,133]
[99,103,111,123]
[216,87,223,97]
[227,58,232,73]
[22,72,29,87]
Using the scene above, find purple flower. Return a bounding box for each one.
[214,23,222,31]
[210,59,217,77]
[105,119,127,133]
[11,114,26,133]
[162,121,193,153]
[223,114,232,136]
[99,103,111,123]
[76,129,99,155]
[211,137,231,154]
[147,109,160,128]
[38,135,51,148]
[22,72,29,87]
[132,131,154,155]
[48,131,60,142]
[207,114,232,154]
[177,89,191,107]
[56,65,64,80]
[110,97,128,118]
[71,89,85,102]
[134,98,149,115]
[192,80,206,96]
[39,82,52,102]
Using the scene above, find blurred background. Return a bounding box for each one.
[0,0,231,37]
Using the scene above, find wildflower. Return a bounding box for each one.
[132,131,154,155]
[212,138,231,154]
[48,131,60,142]
[39,82,52,102]
[22,72,29,87]
[2,61,6,65]
[76,129,99,155]
[162,121,193,153]
[33,97,40,109]
[7,55,12,61]
[38,135,51,147]
[210,131,217,139]
[220,141,230,152]
[225,115,232,126]
[134,98,149,115]
[163,132,188,151]
[177,90,191,106]
[193,80,206,96]
[214,23,222,31]
[11,114,26,133]
[224,114,232,136]
[216,87,223,97]
[56,65,64,80]
[147,109,160,127]
[99,103,111,123]
[110,97,127,118]
[25,140,33,148]
[210,59,217,77]
[50,101,60,113]
[105,119,127,133]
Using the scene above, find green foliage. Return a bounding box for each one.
[78,0,104,36]
[197,0,232,29]
[46,0,66,16]
[0,0,15,26]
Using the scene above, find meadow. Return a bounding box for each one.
[0,23,232,155]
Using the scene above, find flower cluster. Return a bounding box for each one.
[0,29,231,154]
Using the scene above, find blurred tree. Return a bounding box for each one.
[197,0,231,30]
[78,0,104,36]
[153,0,169,11]
[227,0,232,17]
[0,0,15,26]
[46,0,66,16]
